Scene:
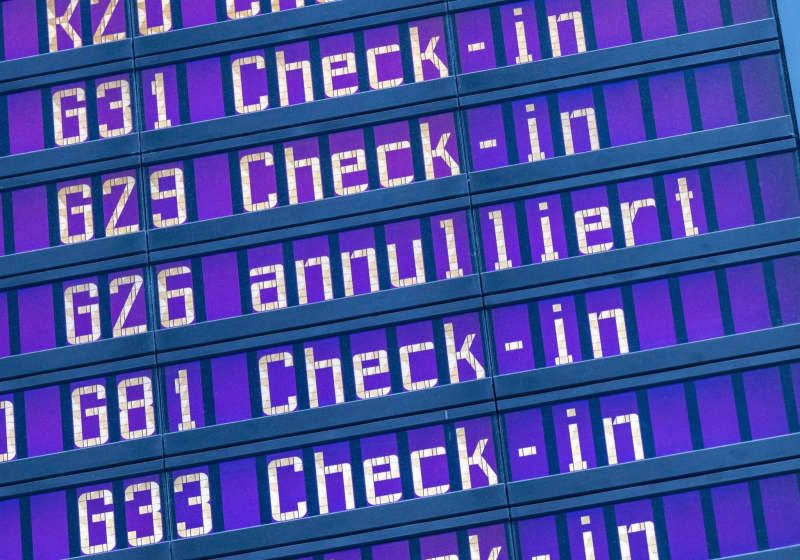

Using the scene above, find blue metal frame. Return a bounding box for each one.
[1,1,800,557]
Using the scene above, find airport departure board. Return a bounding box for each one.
[2,0,800,559]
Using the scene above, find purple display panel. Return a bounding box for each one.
[17,284,57,354]
[538,295,582,368]
[503,407,549,481]
[503,361,800,483]
[210,354,250,423]
[371,540,411,559]
[201,252,241,321]
[5,267,150,356]
[146,112,460,229]
[164,361,206,433]
[713,482,758,556]
[465,56,787,172]
[162,311,487,432]
[603,79,645,147]
[760,474,800,548]
[468,524,512,559]
[419,531,458,559]
[632,280,675,351]
[293,235,332,305]
[479,203,521,271]
[156,213,474,329]
[138,16,449,130]
[567,507,610,560]
[679,271,724,342]
[31,491,70,559]
[648,383,692,456]
[220,458,261,530]
[1,0,128,61]
[134,0,334,36]
[663,490,708,558]
[695,375,740,448]
[731,0,772,24]
[742,368,789,440]
[615,500,658,559]
[25,386,63,457]
[759,152,800,223]
[727,263,771,333]
[514,472,800,559]
[695,64,738,130]
[454,0,770,74]
[0,294,8,359]
[552,400,597,473]
[10,186,49,254]
[456,8,497,74]
[467,104,509,172]
[193,154,233,221]
[170,415,500,536]
[0,369,158,463]
[773,255,800,326]
[491,304,535,375]
[684,0,723,32]
[0,392,15,463]
[650,70,693,138]
[0,499,22,560]
[2,73,136,156]
[173,465,214,538]
[432,211,473,280]
[75,481,119,554]
[517,515,561,559]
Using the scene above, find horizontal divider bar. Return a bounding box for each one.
[496,344,800,408]
[149,175,468,252]
[165,401,495,468]
[141,98,457,164]
[0,233,148,282]
[155,274,482,352]
[484,222,800,302]
[149,195,471,262]
[461,42,780,109]
[164,380,495,458]
[459,20,777,98]
[0,155,141,192]
[0,59,134,95]
[209,509,510,560]
[134,0,444,59]
[0,41,134,87]
[0,438,162,489]
[0,136,141,181]
[136,4,445,67]
[507,434,800,507]
[0,333,156,382]
[157,294,483,364]
[0,458,163,501]
[723,547,800,560]
[0,383,492,489]
[470,117,795,194]
[472,140,796,206]
[495,324,800,400]
[140,80,458,153]
[448,0,510,10]
[171,485,507,560]
[73,543,172,560]
[509,456,800,520]
[0,252,148,292]
[0,353,159,394]
[0,39,133,88]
